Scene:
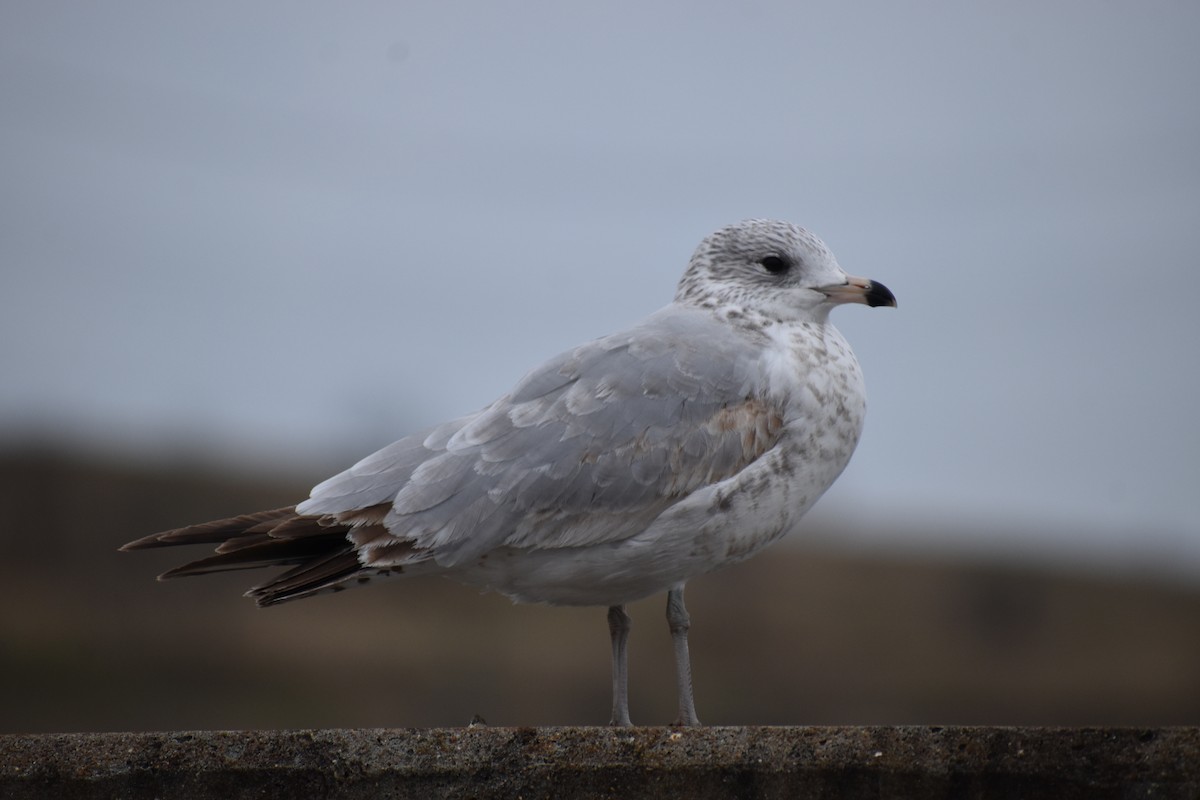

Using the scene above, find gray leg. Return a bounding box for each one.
[667,584,701,726]
[607,604,632,727]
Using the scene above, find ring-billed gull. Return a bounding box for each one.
[123,219,895,726]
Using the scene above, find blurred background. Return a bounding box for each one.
[2,2,1197,732]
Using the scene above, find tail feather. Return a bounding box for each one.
[159,535,353,579]
[248,550,368,607]
[120,507,299,550]
[122,505,383,607]
[214,533,274,554]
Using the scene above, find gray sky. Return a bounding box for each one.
[2,2,1198,575]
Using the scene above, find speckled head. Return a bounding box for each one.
[676,219,896,324]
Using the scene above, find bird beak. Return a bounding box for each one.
[818,275,897,308]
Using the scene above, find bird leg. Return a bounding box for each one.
[607,604,633,726]
[667,584,701,726]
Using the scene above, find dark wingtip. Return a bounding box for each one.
[866,280,897,308]
[119,534,166,552]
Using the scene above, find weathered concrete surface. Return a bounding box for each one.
[2,726,1197,799]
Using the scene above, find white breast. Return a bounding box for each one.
[684,319,866,564]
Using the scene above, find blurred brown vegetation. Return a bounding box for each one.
[1,446,1198,733]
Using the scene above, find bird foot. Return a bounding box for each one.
[670,716,702,727]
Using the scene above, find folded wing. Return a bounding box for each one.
[301,305,785,568]
[125,305,788,603]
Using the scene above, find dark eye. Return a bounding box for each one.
[759,255,791,274]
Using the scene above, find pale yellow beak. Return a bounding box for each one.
[817,275,897,308]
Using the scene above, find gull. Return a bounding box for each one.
[123,219,895,726]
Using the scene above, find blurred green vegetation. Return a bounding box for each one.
[1,446,1197,733]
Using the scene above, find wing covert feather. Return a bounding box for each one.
[298,306,786,567]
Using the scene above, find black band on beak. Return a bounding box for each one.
[865,280,897,308]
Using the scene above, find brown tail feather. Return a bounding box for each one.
[120,507,299,550]
[160,534,355,579]
[122,506,375,607]
[248,550,369,607]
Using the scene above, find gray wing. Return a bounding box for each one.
[297,305,785,567]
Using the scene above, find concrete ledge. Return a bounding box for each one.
[3,726,1197,799]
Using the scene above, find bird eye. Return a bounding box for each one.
[758,255,790,274]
